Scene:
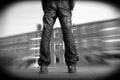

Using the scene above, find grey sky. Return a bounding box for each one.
[0,1,120,37]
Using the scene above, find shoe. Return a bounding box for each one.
[40,65,48,73]
[68,65,77,73]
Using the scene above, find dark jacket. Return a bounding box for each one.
[41,0,75,10]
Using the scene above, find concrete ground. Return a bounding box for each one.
[0,59,119,80]
[6,64,118,80]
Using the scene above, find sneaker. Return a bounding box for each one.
[68,65,77,73]
[40,65,48,73]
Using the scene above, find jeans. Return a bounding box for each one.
[38,6,77,66]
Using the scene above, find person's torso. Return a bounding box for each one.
[42,0,70,10]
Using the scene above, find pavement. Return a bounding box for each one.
[0,59,119,80]
[6,64,118,80]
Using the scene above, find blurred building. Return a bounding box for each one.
[0,18,120,66]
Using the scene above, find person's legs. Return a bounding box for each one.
[58,9,77,67]
[38,9,57,68]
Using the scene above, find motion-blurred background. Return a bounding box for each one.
[0,0,120,79]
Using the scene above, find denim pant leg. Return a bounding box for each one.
[38,11,56,66]
[58,9,77,66]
